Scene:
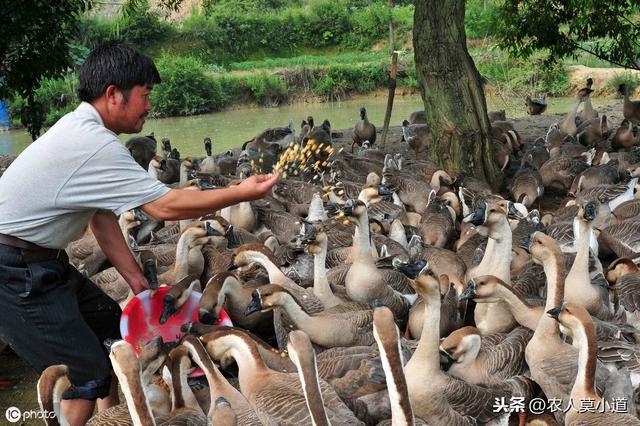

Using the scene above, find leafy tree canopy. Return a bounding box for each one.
[495,0,640,70]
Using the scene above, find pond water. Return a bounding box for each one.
[0,94,616,157]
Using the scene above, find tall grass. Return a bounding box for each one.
[226,52,390,71]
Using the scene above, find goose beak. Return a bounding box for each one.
[463,201,486,226]
[439,350,456,371]
[546,306,561,320]
[103,338,118,352]
[584,202,597,221]
[517,235,532,252]
[159,159,167,171]
[459,280,477,301]
[393,259,427,279]
[342,200,354,216]
[377,184,393,197]
[244,293,263,316]
[159,294,177,324]
[199,309,218,325]
[507,202,526,219]
[205,222,222,237]
[133,208,149,222]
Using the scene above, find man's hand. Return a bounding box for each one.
[236,173,280,201]
[128,276,150,295]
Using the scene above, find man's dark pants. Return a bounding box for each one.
[0,243,121,399]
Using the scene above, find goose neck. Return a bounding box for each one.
[570,322,600,406]
[245,251,288,284]
[313,245,335,302]
[500,288,541,330]
[354,212,372,260]
[413,294,441,373]
[119,368,156,425]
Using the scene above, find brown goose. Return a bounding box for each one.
[372,305,428,426]
[401,120,430,160]
[245,284,375,348]
[418,190,455,248]
[611,199,640,224]
[439,325,534,397]
[576,115,609,148]
[404,264,510,425]
[526,93,547,115]
[352,107,377,152]
[559,95,583,137]
[618,84,640,124]
[606,258,640,331]
[200,328,362,425]
[37,365,72,426]
[564,202,613,320]
[600,219,640,259]
[613,120,640,150]
[180,334,261,425]
[523,232,612,424]
[161,345,208,425]
[539,154,592,193]
[575,178,637,212]
[511,156,544,208]
[464,200,521,334]
[547,303,640,425]
[569,159,620,195]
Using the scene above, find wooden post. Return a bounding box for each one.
[380,0,397,151]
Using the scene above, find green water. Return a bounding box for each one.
[0,94,616,157]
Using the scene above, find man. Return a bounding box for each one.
[0,42,278,425]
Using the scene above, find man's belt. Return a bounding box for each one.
[0,233,66,262]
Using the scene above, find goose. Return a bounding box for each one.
[180,334,261,425]
[198,272,272,333]
[244,284,375,348]
[87,337,172,424]
[613,120,640,150]
[564,202,612,320]
[558,95,583,137]
[522,232,613,424]
[381,163,433,214]
[306,227,345,308]
[211,397,237,426]
[178,157,199,187]
[464,200,521,334]
[358,140,385,163]
[161,345,208,424]
[460,273,638,344]
[606,258,640,330]
[418,190,455,248]
[547,303,640,425]
[199,137,220,175]
[37,365,72,426]
[126,134,157,170]
[158,275,200,324]
[611,199,640,224]
[618,84,640,124]
[599,219,640,259]
[352,107,377,153]
[401,120,429,160]
[200,327,363,425]
[439,325,535,398]
[579,78,598,122]
[511,155,545,208]
[575,178,638,212]
[408,110,426,124]
[569,158,620,195]
[576,115,609,148]
[539,153,592,193]
[404,264,510,425]
[65,225,108,277]
[343,200,411,320]
[372,305,428,426]
[488,109,506,122]
[526,93,547,115]
[287,330,366,425]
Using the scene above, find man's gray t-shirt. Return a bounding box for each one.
[0,102,170,249]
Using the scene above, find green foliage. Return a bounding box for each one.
[464,0,500,39]
[609,72,640,96]
[151,55,224,116]
[0,0,93,139]
[473,47,570,96]
[495,0,640,70]
[227,52,388,71]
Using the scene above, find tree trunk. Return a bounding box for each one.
[414,0,501,189]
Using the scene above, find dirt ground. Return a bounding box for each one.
[0,99,629,423]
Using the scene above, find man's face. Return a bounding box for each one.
[115,85,152,134]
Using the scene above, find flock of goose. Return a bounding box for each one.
[23,82,640,425]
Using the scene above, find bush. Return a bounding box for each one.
[609,72,640,97]
[465,0,500,39]
[151,55,224,116]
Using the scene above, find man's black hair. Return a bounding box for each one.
[78,41,161,103]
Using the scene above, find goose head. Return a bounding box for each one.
[204,137,212,157]
[409,263,442,301]
[463,200,522,229]
[159,275,200,324]
[37,365,72,425]
[305,227,327,255]
[199,272,239,324]
[439,326,482,369]
[161,137,172,154]
[199,327,258,368]
[138,336,168,373]
[230,243,279,270]
[341,199,367,219]
[459,275,506,303]
[393,258,428,279]
[606,258,639,284]
[546,302,594,341]
[519,232,560,265]
[244,284,294,316]
[577,201,597,222]
[440,191,461,219]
